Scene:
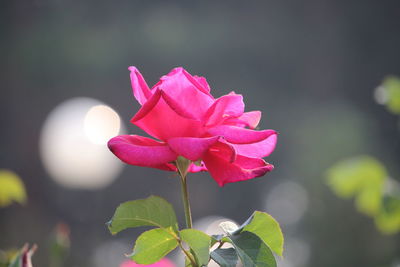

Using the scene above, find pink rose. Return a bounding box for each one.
[120,258,175,267]
[108,67,277,186]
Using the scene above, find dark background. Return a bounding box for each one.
[1,1,400,266]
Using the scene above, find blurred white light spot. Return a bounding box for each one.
[265,181,309,225]
[277,238,310,267]
[92,240,130,267]
[219,221,239,235]
[391,259,400,267]
[40,97,124,190]
[374,86,388,105]
[172,216,237,267]
[384,177,400,195]
[84,105,121,145]
[193,216,238,237]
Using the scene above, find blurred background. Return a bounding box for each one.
[1,1,400,266]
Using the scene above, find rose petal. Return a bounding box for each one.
[182,70,213,97]
[167,136,220,161]
[131,90,204,140]
[188,161,208,173]
[120,258,176,267]
[203,93,244,127]
[157,67,214,118]
[224,111,261,129]
[161,91,200,119]
[207,140,237,163]
[203,151,274,186]
[207,125,277,144]
[233,133,278,158]
[108,135,177,170]
[193,75,211,92]
[128,66,153,106]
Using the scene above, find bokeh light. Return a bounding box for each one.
[40,97,124,190]
[84,105,121,145]
[264,181,309,226]
[278,238,310,267]
[374,85,388,105]
[193,216,238,237]
[92,239,130,267]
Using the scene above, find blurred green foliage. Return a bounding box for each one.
[0,248,18,267]
[378,76,400,114]
[327,156,400,234]
[326,76,400,235]
[49,223,70,267]
[0,170,26,208]
[375,196,400,234]
[1,223,69,267]
[326,156,386,216]
[1,244,37,267]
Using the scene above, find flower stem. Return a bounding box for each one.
[180,173,193,229]
[176,158,197,266]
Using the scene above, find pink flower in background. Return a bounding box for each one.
[108,67,277,186]
[120,258,175,267]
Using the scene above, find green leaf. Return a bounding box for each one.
[326,156,386,216]
[107,195,178,235]
[129,228,178,265]
[210,248,238,267]
[235,211,284,257]
[0,170,26,208]
[180,229,211,266]
[228,232,276,267]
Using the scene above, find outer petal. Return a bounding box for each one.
[233,133,278,158]
[203,151,274,186]
[203,92,245,127]
[131,90,204,141]
[108,135,177,170]
[167,136,220,161]
[224,111,261,129]
[128,66,152,105]
[207,125,277,144]
[157,67,214,118]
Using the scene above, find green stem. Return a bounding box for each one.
[178,241,196,266]
[180,173,193,229]
[176,158,197,266]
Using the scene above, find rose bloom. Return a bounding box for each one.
[120,258,175,267]
[108,67,277,186]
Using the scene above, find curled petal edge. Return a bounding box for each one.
[108,135,177,170]
[131,89,199,123]
[207,125,277,144]
[203,152,274,186]
[233,133,278,158]
[128,66,152,106]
